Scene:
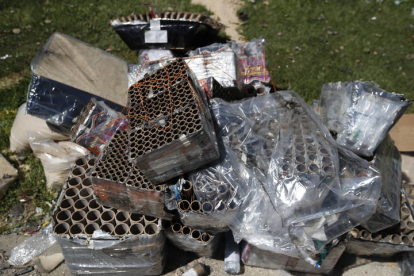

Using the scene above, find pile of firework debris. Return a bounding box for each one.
[6,8,414,276]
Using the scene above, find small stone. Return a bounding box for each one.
[277,32,283,36]
[44,19,52,24]
[373,51,378,55]
[106,46,115,52]
[335,49,339,53]
[12,28,21,34]
[340,46,345,50]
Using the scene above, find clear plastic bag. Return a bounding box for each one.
[361,135,402,232]
[70,99,129,155]
[319,81,411,157]
[8,224,57,266]
[189,92,381,263]
[138,49,173,65]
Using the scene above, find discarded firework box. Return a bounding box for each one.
[346,190,414,257]
[186,44,245,100]
[319,81,411,157]
[164,220,222,257]
[164,179,229,234]
[111,12,224,50]
[70,99,129,155]
[241,239,348,275]
[53,156,166,275]
[91,130,173,220]
[126,59,219,184]
[27,32,129,134]
[361,135,402,232]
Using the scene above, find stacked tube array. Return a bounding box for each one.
[54,157,161,237]
[165,220,212,243]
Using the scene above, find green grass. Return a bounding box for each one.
[0,0,210,233]
[240,0,414,112]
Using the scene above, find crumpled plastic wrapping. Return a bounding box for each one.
[361,135,402,232]
[189,92,381,263]
[138,49,174,65]
[177,210,229,234]
[55,230,165,275]
[8,224,57,266]
[319,81,411,157]
[399,251,414,276]
[165,229,221,257]
[29,132,88,190]
[70,99,129,155]
[230,38,271,87]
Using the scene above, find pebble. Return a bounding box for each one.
[12,28,21,34]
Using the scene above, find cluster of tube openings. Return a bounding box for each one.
[54,157,161,237]
[350,195,414,245]
[165,220,212,243]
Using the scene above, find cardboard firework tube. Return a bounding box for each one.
[144,223,159,236]
[227,199,238,210]
[217,184,229,200]
[114,223,129,236]
[191,230,202,240]
[190,200,201,212]
[202,202,214,213]
[201,233,212,243]
[116,211,130,225]
[155,185,163,192]
[59,198,74,212]
[178,200,190,212]
[391,234,402,244]
[101,210,116,225]
[403,220,414,234]
[162,220,172,229]
[69,223,85,236]
[88,199,102,212]
[144,215,157,225]
[85,223,100,235]
[130,223,145,235]
[294,155,305,164]
[87,158,96,167]
[71,210,86,225]
[360,230,372,240]
[82,178,93,188]
[102,205,116,211]
[401,206,411,220]
[371,233,382,242]
[56,210,71,224]
[54,222,70,235]
[182,180,193,197]
[100,223,115,235]
[79,187,93,201]
[401,235,411,245]
[308,163,319,174]
[72,167,86,178]
[86,210,101,225]
[182,226,192,235]
[172,223,182,234]
[74,199,89,212]
[295,164,307,174]
[130,213,144,224]
[216,201,226,212]
[68,177,82,189]
[65,187,79,201]
[75,158,88,169]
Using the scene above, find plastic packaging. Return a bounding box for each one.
[230,38,271,87]
[29,132,88,190]
[164,222,221,257]
[138,49,174,65]
[127,59,219,184]
[190,92,381,263]
[399,251,414,276]
[70,99,129,155]
[319,81,411,157]
[111,13,223,50]
[362,135,402,232]
[8,224,57,266]
[10,103,69,153]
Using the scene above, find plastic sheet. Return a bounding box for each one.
[165,225,221,257]
[319,81,411,157]
[70,99,129,155]
[362,135,402,232]
[138,49,174,65]
[111,13,223,50]
[190,92,381,263]
[26,74,124,135]
[55,231,165,275]
[399,251,414,276]
[8,224,57,266]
